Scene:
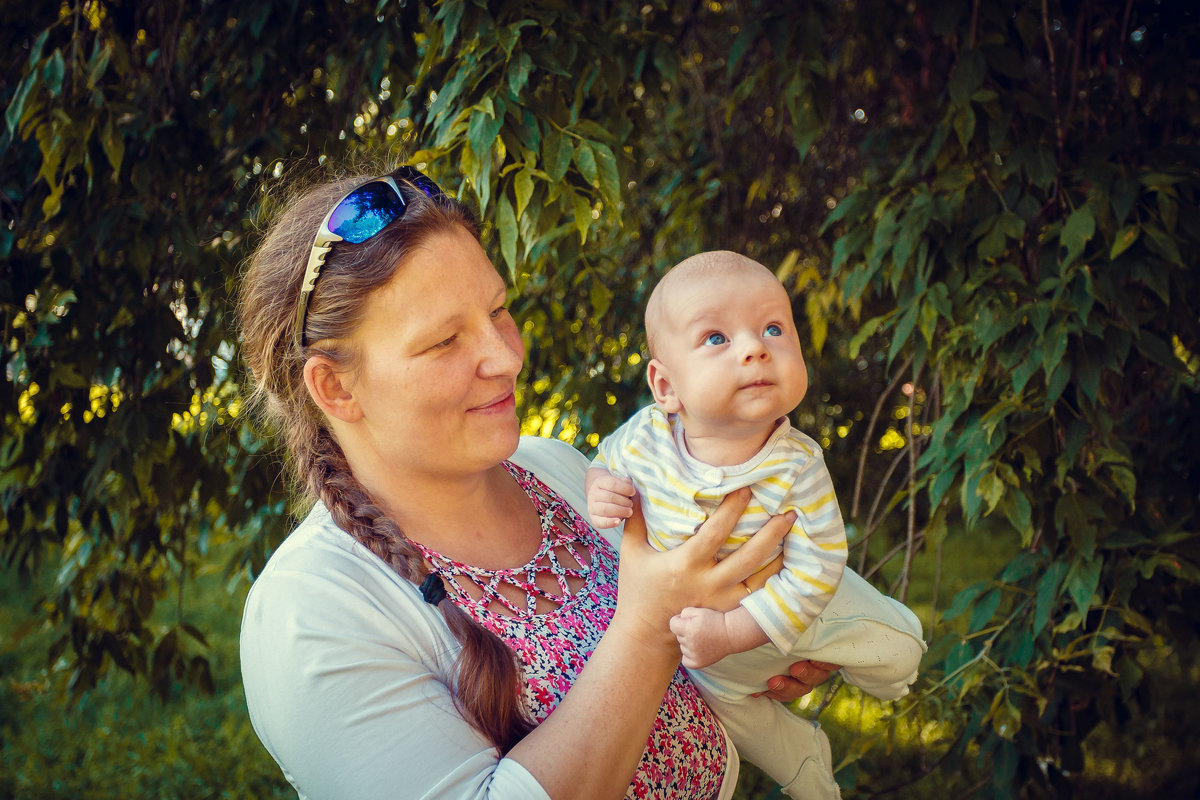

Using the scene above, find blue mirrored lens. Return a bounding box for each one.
[328,181,405,243]
[393,166,442,199]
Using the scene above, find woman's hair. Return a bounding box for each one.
[237,163,534,754]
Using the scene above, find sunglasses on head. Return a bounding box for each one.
[294,166,443,347]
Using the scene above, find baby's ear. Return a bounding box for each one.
[646,358,682,413]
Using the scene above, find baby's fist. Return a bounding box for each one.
[585,469,636,529]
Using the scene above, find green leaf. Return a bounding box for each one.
[1045,357,1071,407]
[1076,348,1101,405]
[496,193,518,277]
[589,279,612,317]
[1001,490,1034,545]
[101,114,125,178]
[953,105,976,152]
[1142,224,1184,267]
[507,51,534,97]
[514,167,534,220]
[727,21,760,78]
[989,691,1022,740]
[1002,551,1040,582]
[848,314,886,359]
[949,50,986,106]
[1066,555,1102,616]
[543,127,573,183]
[1055,494,1098,558]
[1109,224,1140,259]
[969,588,1002,634]
[1011,349,1040,394]
[5,72,36,138]
[428,68,468,124]
[1110,170,1138,224]
[574,140,598,186]
[1107,465,1137,507]
[976,220,1007,260]
[571,190,591,244]
[943,582,986,622]
[1034,561,1068,635]
[468,105,504,165]
[819,190,869,235]
[888,301,920,364]
[1060,205,1095,270]
[976,470,1004,515]
[591,141,620,208]
[918,301,938,346]
[43,49,65,96]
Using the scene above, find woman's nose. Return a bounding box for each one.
[478,322,525,376]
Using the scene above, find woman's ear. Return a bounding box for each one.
[646,358,682,413]
[303,357,363,423]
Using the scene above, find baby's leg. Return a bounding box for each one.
[792,568,927,701]
[700,688,841,800]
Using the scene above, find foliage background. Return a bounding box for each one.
[2,0,1197,797]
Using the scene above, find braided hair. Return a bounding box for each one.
[237,164,534,753]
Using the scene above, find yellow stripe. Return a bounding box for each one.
[764,583,808,632]
[647,530,673,550]
[762,475,790,490]
[788,567,837,596]
[644,494,695,518]
[799,490,836,515]
[663,471,696,496]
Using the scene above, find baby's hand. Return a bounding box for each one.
[669,607,735,669]
[585,468,636,529]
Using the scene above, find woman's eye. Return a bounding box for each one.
[704,332,728,346]
[764,324,783,337]
[490,305,510,319]
[432,335,457,349]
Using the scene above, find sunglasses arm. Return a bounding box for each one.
[293,239,336,347]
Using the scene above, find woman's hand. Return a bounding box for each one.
[614,488,793,646]
[753,660,840,702]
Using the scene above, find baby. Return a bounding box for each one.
[586,251,926,799]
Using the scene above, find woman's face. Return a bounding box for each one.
[343,225,525,480]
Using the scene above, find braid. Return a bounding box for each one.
[304,429,535,753]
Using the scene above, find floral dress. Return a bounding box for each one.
[414,462,727,800]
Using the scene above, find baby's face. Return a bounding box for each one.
[653,268,808,438]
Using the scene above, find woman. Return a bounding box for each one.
[237,164,834,800]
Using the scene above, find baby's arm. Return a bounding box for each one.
[744,453,849,653]
[585,467,636,529]
[670,605,770,669]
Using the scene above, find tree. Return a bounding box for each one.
[3,0,1197,796]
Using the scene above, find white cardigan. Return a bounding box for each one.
[239,435,739,800]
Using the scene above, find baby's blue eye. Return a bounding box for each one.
[704,332,728,346]
[764,324,783,337]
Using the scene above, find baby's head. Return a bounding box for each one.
[644,251,808,438]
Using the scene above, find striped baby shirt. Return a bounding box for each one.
[593,404,848,653]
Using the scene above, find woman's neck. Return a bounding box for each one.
[357,461,542,570]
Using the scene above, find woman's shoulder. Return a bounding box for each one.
[241,504,449,649]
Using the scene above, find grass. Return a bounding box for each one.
[0,545,291,800]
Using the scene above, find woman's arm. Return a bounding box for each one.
[506,488,792,800]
